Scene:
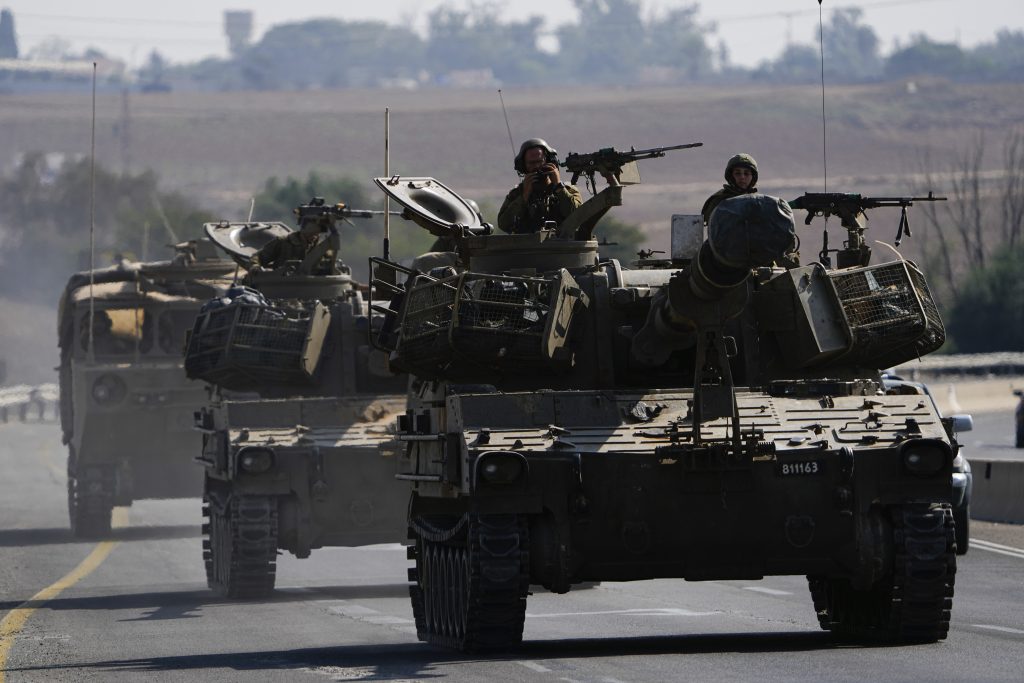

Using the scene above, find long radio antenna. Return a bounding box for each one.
[818,0,828,193]
[497,89,516,160]
[88,62,97,360]
[384,107,390,261]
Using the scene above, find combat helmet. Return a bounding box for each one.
[725,153,758,188]
[514,138,558,175]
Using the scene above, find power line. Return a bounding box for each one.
[711,0,955,25]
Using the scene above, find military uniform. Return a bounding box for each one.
[497,182,583,234]
[251,232,338,274]
[701,153,759,225]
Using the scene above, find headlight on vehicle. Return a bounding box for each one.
[91,374,126,405]
[237,447,275,474]
[476,451,528,485]
[901,442,949,476]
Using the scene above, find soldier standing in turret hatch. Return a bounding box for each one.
[497,138,583,234]
[250,215,337,274]
[701,153,759,226]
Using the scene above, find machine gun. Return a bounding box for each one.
[790,192,946,269]
[295,196,403,233]
[561,142,703,190]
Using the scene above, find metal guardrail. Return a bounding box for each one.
[894,352,1024,377]
[0,383,59,423]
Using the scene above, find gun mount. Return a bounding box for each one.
[791,192,946,268]
[561,142,703,190]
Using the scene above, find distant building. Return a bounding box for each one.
[0,58,125,93]
[224,10,253,57]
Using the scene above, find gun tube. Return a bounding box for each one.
[630,194,796,366]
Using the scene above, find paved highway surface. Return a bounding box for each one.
[2,421,1022,682]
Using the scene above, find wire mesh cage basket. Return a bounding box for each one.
[184,301,329,389]
[829,260,945,368]
[393,271,572,378]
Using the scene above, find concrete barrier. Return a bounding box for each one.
[972,459,1024,524]
[0,383,59,423]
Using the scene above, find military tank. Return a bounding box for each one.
[371,174,960,650]
[58,240,236,537]
[186,199,408,598]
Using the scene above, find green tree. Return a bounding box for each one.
[0,154,213,303]
[425,5,550,85]
[556,0,647,83]
[885,35,985,81]
[592,214,645,263]
[946,243,1024,352]
[642,4,715,80]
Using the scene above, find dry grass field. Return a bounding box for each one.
[2,81,1023,383]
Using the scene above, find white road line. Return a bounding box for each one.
[518,661,552,673]
[972,624,1024,635]
[973,539,1024,560]
[526,608,717,619]
[328,604,380,617]
[743,586,792,596]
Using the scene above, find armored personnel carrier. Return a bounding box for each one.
[186,199,408,598]
[372,175,961,650]
[58,240,236,537]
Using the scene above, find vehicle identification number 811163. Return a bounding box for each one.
[776,460,826,476]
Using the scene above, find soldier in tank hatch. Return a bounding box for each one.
[497,138,583,234]
[701,153,759,226]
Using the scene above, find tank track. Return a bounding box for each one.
[203,494,279,599]
[408,513,530,651]
[67,454,114,538]
[808,503,955,643]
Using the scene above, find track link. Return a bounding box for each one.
[204,494,278,599]
[809,503,955,643]
[409,513,530,651]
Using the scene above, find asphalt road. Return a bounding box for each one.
[961,409,1022,462]
[2,421,1023,683]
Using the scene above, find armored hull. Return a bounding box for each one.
[373,178,960,651]
[58,245,235,537]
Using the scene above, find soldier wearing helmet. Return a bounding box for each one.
[701,153,759,226]
[497,138,583,234]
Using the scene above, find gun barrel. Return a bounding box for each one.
[629,142,703,156]
[342,208,406,219]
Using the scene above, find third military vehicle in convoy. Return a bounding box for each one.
[371,170,961,651]
[58,240,236,537]
[186,199,408,598]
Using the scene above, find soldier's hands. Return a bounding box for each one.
[543,163,561,184]
[522,163,559,201]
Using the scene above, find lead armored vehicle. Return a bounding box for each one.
[371,173,960,650]
[58,240,236,537]
[186,199,408,598]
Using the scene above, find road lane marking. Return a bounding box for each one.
[518,661,552,673]
[972,624,1024,635]
[973,539,1024,560]
[743,586,792,596]
[526,608,717,618]
[0,509,127,681]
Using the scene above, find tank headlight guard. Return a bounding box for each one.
[901,441,949,476]
[237,447,275,474]
[91,374,126,405]
[476,451,528,485]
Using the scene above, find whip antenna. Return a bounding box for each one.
[384,107,390,261]
[497,89,516,160]
[88,62,97,359]
[818,0,828,193]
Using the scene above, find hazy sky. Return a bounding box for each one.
[4,0,1022,68]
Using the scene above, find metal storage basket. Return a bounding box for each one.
[829,260,945,368]
[184,301,328,389]
[394,272,558,377]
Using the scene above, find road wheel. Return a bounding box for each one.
[204,493,278,599]
[67,453,113,538]
[410,513,529,651]
[808,504,955,643]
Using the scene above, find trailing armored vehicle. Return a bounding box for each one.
[371,172,961,650]
[186,199,408,598]
[58,240,236,537]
